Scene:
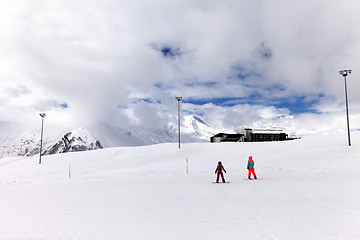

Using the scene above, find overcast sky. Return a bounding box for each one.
[1,0,359,138]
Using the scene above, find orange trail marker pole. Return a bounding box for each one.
[186,158,189,174]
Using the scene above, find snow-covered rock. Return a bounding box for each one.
[43,128,103,155]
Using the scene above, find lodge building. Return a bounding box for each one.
[210,129,290,143]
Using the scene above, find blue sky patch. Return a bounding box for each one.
[138,98,151,103]
[264,84,286,92]
[183,94,324,114]
[161,47,180,57]
[129,98,162,105]
[60,103,68,109]
[185,81,218,88]
[271,96,319,114]
[183,97,245,107]
[153,45,182,58]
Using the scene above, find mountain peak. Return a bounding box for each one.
[192,116,210,127]
[43,128,103,155]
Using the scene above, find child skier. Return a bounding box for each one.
[247,156,257,180]
[215,161,227,183]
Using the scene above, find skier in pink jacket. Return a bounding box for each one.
[247,156,257,180]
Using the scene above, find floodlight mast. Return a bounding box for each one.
[39,113,46,164]
[339,69,351,146]
[175,97,182,148]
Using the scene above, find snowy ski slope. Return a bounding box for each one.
[0,131,359,239]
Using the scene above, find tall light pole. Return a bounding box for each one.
[39,113,46,164]
[339,69,351,146]
[175,97,182,148]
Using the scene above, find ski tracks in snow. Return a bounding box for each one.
[256,216,280,240]
[305,193,358,215]
[255,205,280,240]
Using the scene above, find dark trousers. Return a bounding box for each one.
[216,172,226,183]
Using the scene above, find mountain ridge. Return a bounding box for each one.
[0,116,218,158]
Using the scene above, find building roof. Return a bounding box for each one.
[251,130,284,134]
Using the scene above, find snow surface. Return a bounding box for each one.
[0,131,359,240]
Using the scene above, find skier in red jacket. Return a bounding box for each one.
[247,156,257,180]
[215,161,227,183]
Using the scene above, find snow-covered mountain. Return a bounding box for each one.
[42,128,103,155]
[182,115,218,141]
[90,115,216,148]
[1,135,38,158]
[0,128,103,158]
[0,116,218,158]
[0,132,52,159]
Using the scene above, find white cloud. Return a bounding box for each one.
[0,0,359,138]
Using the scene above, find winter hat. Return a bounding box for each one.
[249,156,253,161]
[218,161,222,164]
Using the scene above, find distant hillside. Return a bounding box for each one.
[0,115,224,158]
